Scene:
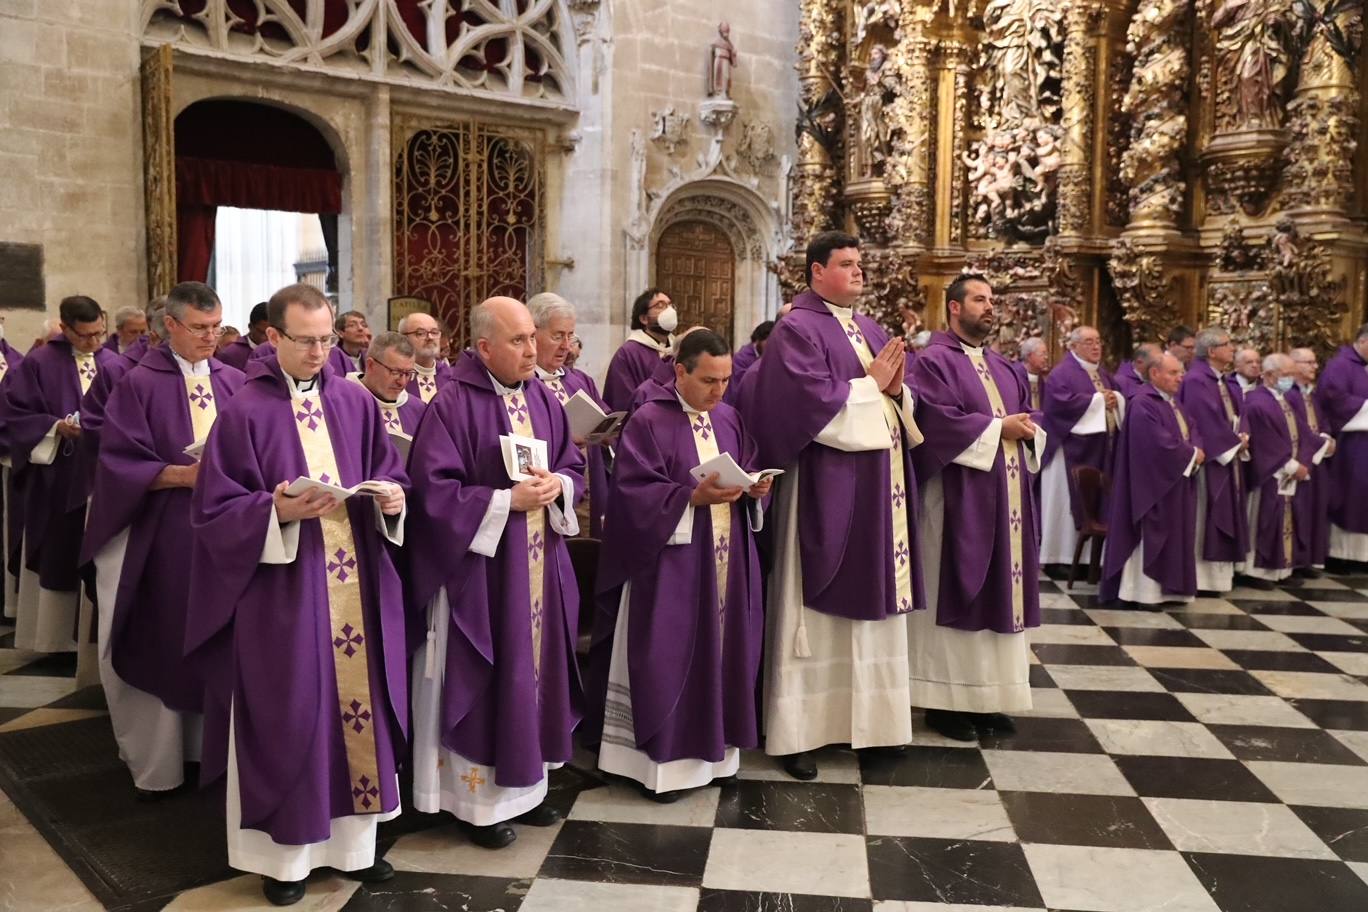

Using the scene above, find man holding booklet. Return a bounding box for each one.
[592,329,772,800]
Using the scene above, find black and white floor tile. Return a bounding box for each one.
[3,575,1368,910]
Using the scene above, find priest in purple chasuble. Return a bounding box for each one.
[215,302,269,371]
[1100,354,1202,607]
[603,287,677,412]
[907,275,1046,743]
[399,312,453,405]
[1316,326,1368,565]
[407,297,584,851]
[1288,348,1336,573]
[1242,354,1325,587]
[187,284,408,904]
[4,295,115,654]
[1177,327,1251,591]
[1113,343,1162,401]
[595,330,770,799]
[1012,335,1050,413]
[722,319,773,407]
[350,332,427,446]
[1038,326,1124,567]
[529,292,613,538]
[103,305,148,355]
[0,325,27,620]
[738,232,924,782]
[81,283,244,796]
[327,309,371,378]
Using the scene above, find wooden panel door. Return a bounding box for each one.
[655,220,736,345]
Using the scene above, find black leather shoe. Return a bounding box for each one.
[339,859,394,883]
[1241,577,1276,591]
[637,782,682,803]
[1295,567,1323,579]
[515,803,562,826]
[134,786,176,802]
[925,709,978,742]
[781,751,818,781]
[973,712,1017,735]
[469,822,517,849]
[262,878,306,906]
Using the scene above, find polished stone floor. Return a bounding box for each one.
[3,574,1368,911]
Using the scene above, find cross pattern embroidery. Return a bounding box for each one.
[352,775,379,809]
[528,529,545,563]
[844,321,865,347]
[715,535,729,563]
[894,540,909,567]
[295,397,324,431]
[549,380,569,404]
[892,483,906,508]
[505,393,529,426]
[461,767,486,794]
[189,383,214,411]
[333,622,364,658]
[692,414,713,440]
[327,547,357,583]
[342,699,371,734]
[1010,508,1023,533]
[899,596,913,614]
[418,374,436,398]
[382,408,401,432]
[77,356,97,383]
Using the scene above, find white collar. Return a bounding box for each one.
[1299,382,1315,394]
[535,365,564,380]
[1266,385,1285,401]
[1070,351,1099,373]
[170,349,210,377]
[347,373,408,408]
[414,360,438,376]
[626,329,673,355]
[675,387,703,416]
[1237,374,1257,389]
[247,337,259,351]
[487,370,523,398]
[1157,389,1174,402]
[957,338,984,355]
[283,371,321,398]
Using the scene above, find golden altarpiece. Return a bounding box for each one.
[783,0,1368,361]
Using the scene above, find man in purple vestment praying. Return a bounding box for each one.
[399,312,452,405]
[604,287,677,412]
[351,332,426,449]
[1318,325,1368,569]
[1100,354,1203,608]
[908,275,1045,742]
[5,295,115,655]
[83,282,244,798]
[408,297,584,850]
[215,302,269,371]
[596,330,770,800]
[188,283,408,906]
[739,231,924,781]
[1178,326,1250,593]
[1288,348,1335,575]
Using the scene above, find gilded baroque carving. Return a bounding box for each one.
[1208,0,1297,131]
[792,0,844,240]
[1108,237,1180,345]
[1055,0,1103,236]
[1267,216,1347,358]
[140,44,176,297]
[1119,0,1192,227]
[859,247,927,336]
[963,238,1081,356]
[887,26,936,245]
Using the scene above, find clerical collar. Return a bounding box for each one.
[486,370,524,398]
[170,349,210,377]
[627,329,672,355]
[674,387,702,415]
[1157,389,1174,402]
[535,365,564,380]
[347,373,406,407]
[247,337,259,351]
[1204,360,1222,380]
[1266,384,1285,400]
[1299,382,1315,395]
[1071,351,1100,374]
[1237,375,1257,390]
[282,371,320,397]
[822,300,854,319]
[952,333,983,354]
[414,361,437,377]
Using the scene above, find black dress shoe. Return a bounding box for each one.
[712,774,740,786]
[134,786,176,802]
[636,782,682,803]
[262,878,306,906]
[1241,577,1276,591]
[1197,590,1222,598]
[925,709,978,742]
[514,803,562,826]
[338,859,394,884]
[781,751,818,781]
[972,712,1016,735]
[1295,566,1323,579]
[468,821,517,849]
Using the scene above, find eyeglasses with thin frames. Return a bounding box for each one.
[404,329,442,340]
[171,316,226,339]
[280,331,340,351]
[371,358,417,382]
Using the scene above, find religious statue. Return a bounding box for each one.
[859,44,897,176]
[1210,0,1295,129]
[855,0,899,46]
[708,22,738,98]
[1270,215,1300,268]
[979,0,1064,124]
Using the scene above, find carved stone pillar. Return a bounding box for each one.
[1118,0,1192,232]
[791,0,844,245]
[1056,0,1104,237]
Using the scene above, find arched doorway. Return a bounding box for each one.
[655,221,736,344]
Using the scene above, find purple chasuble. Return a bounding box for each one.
[1178,361,1250,561]
[407,352,584,789]
[404,360,453,404]
[327,345,365,378]
[723,343,758,407]
[248,340,277,362]
[1113,361,1144,400]
[82,345,245,710]
[1287,386,1331,565]
[738,290,924,621]
[604,337,669,413]
[216,338,256,371]
[540,367,611,538]
[594,385,763,762]
[907,332,1042,633]
[1042,354,1119,530]
[1316,346,1368,535]
[74,337,151,509]
[1244,387,1317,571]
[187,357,410,845]
[1100,388,1200,601]
[0,338,26,587]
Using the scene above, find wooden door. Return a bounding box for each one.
[655,220,736,345]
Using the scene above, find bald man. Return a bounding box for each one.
[399,312,452,404]
[407,296,585,850]
[1287,347,1335,574]
[1114,343,1161,401]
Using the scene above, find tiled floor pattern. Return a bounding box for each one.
[3,574,1368,911]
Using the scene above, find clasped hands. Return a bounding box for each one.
[865,339,906,396]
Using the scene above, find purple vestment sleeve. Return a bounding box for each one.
[604,339,666,413]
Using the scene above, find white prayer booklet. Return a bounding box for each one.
[285,476,400,501]
[183,437,207,461]
[689,451,784,489]
[388,431,412,462]
[564,389,627,443]
[500,434,549,482]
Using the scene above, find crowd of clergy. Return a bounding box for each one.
[0,230,1365,906]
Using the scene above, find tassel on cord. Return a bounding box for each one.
[793,607,812,658]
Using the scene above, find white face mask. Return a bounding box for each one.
[1276,376,1295,394]
[655,306,679,334]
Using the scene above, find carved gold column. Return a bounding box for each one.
[1118,0,1191,233]
[1282,25,1361,224]
[792,0,844,244]
[1056,0,1104,238]
[889,5,935,250]
[140,44,176,297]
[931,32,969,250]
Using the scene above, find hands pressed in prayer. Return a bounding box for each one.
[1294,463,1310,482]
[1238,432,1250,455]
[1000,412,1038,441]
[866,338,905,394]
[151,462,199,490]
[1103,390,1119,410]
[748,476,774,500]
[273,480,338,523]
[375,483,405,516]
[55,418,82,440]
[511,467,562,512]
[691,471,745,506]
[1194,447,1206,466]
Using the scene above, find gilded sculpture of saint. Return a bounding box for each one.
[981,0,1061,123]
[859,44,897,177]
[1210,0,1294,129]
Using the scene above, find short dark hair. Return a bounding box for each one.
[267,283,332,331]
[805,231,860,285]
[248,302,269,326]
[944,273,990,319]
[750,320,776,344]
[630,287,666,331]
[677,328,731,372]
[334,309,367,333]
[1167,324,1195,345]
[59,295,102,327]
[165,281,221,320]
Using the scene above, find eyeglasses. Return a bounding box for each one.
[280,331,339,351]
[171,316,226,339]
[404,329,442,340]
[67,328,106,342]
[371,358,417,382]
[542,330,573,344]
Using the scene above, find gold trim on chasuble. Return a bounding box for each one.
[503,390,547,683]
[545,376,570,405]
[0,351,8,384]
[1085,369,1119,438]
[74,351,97,394]
[1170,401,1190,442]
[1216,375,1244,497]
[1304,395,1320,434]
[687,410,731,636]
[415,369,439,403]
[834,314,915,615]
[966,349,1027,632]
[1276,397,1301,566]
[378,401,403,435]
[184,375,218,442]
[291,392,383,814]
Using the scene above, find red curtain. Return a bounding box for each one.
[177,204,217,283]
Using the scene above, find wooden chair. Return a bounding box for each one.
[566,536,600,652]
[1067,465,1108,590]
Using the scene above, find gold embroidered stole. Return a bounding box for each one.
[414,367,439,403]
[1084,366,1117,436]
[290,390,383,813]
[966,347,1026,632]
[687,408,731,636]
[1216,372,1239,431]
[1169,399,1190,441]
[183,374,218,441]
[833,313,915,614]
[1029,376,1040,411]
[502,389,547,683]
[1303,388,1320,433]
[74,351,97,394]
[1276,395,1300,565]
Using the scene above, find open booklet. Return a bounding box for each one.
[183,437,207,461]
[689,451,784,489]
[564,389,626,443]
[285,476,400,502]
[500,433,549,482]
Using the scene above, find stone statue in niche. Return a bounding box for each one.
[1210,0,1296,129]
[859,44,898,177]
[708,22,738,99]
[855,0,900,46]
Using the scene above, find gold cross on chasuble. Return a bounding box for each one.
[291,391,383,814]
[184,375,218,442]
[415,370,438,403]
[74,351,97,394]
[503,389,547,684]
[1276,396,1301,565]
[545,376,570,405]
[966,348,1027,632]
[833,311,916,615]
[687,409,731,636]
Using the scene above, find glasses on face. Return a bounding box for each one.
[171,316,226,339]
[404,329,441,341]
[372,359,417,382]
[542,330,573,344]
[280,331,339,351]
[68,327,105,342]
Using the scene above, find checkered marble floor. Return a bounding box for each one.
[4,574,1368,911]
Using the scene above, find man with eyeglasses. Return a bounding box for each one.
[3,295,117,656]
[188,283,409,905]
[604,287,678,412]
[398,312,451,404]
[79,298,166,488]
[81,281,245,800]
[352,331,426,451]
[1287,347,1335,576]
[328,310,371,377]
